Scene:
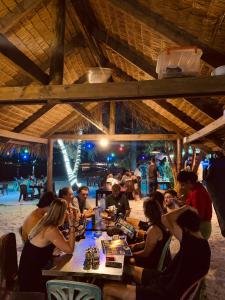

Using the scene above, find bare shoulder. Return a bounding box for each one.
[147,225,162,240]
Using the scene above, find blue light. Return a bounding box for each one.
[23,155,28,160]
[85,142,94,150]
[141,155,145,160]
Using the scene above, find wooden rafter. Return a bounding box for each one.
[42,102,99,138]
[49,0,66,84]
[184,111,225,144]
[51,133,178,141]
[0,0,43,34]
[133,101,185,136]
[71,0,107,66]
[70,103,109,134]
[0,34,49,84]
[0,129,47,144]
[1,76,225,105]
[92,28,157,78]
[110,0,225,68]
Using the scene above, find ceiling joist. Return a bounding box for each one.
[0,129,47,144]
[0,76,225,105]
[51,133,178,141]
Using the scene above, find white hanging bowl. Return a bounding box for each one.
[87,67,112,83]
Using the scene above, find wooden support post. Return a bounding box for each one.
[47,139,54,192]
[177,138,182,173]
[109,102,116,134]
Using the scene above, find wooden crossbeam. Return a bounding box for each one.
[0,0,43,34]
[184,111,225,144]
[1,76,225,104]
[0,34,49,84]
[70,103,109,134]
[110,0,225,68]
[51,133,178,141]
[0,129,47,144]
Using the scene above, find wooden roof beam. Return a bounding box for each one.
[42,102,99,138]
[184,111,225,144]
[110,0,225,68]
[71,0,107,66]
[0,34,49,84]
[92,28,157,78]
[70,103,109,134]
[49,0,65,84]
[51,133,178,141]
[1,76,225,104]
[0,129,47,144]
[0,0,43,34]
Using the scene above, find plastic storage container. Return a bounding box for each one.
[156,47,202,79]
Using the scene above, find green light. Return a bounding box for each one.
[24,149,29,153]
[111,152,115,157]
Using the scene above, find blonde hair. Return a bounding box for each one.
[29,198,67,239]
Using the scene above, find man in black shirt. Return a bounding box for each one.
[103,206,211,300]
[106,184,130,217]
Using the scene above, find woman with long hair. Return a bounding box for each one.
[18,198,77,292]
[130,192,171,269]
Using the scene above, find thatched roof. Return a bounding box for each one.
[0,0,224,155]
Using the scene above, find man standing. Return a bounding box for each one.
[148,157,158,194]
[177,170,212,239]
[106,184,130,217]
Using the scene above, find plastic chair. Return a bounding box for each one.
[180,277,204,300]
[46,280,102,300]
[0,233,18,289]
[157,236,172,271]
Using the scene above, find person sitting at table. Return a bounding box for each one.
[18,198,77,293]
[59,187,80,213]
[105,184,130,218]
[74,186,94,218]
[22,191,56,242]
[164,189,179,212]
[103,206,211,300]
[129,195,171,269]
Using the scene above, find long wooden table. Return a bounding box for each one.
[42,231,124,280]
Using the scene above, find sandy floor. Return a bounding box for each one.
[0,202,224,299]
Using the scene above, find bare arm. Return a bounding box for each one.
[161,205,189,241]
[46,226,76,254]
[133,226,159,257]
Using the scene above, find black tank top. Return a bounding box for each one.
[18,240,54,292]
[135,225,171,269]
